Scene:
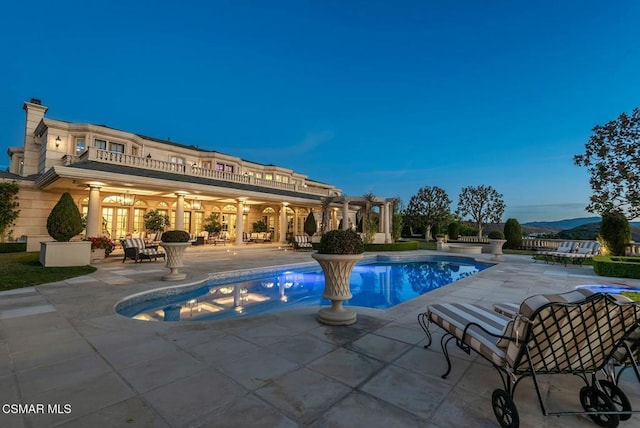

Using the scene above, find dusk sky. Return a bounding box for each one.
[1,1,639,223]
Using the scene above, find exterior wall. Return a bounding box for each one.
[11,183,60,239]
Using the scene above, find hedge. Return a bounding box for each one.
[592,256,640,279]
[0,243,27,253]
[311,241,419,252]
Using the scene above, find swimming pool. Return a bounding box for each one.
[116,255,491,322]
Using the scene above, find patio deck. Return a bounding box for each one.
[1,246,639,427]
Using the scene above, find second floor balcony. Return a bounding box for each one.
[63,147,339,197]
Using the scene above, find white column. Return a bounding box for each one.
[331,208,338,231]
[385,202,392,243]
[235,199,245,245]
[378,204,385,240]
[280,202,289,243]
[86,186,101,237]
[342,199,349,230]
[175,193,185,230]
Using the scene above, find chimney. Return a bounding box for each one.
[21,98,49,176]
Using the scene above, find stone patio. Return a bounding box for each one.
[0,245,639,427]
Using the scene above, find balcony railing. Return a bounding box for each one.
[67,147,336,197]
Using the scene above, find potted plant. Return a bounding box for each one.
[203,213,222,235]
[40,192,90,266]
[311,229,364,325]
[487,230,507,261]
[144,210,171,234]
[160,230,191,280]
[86,236,116,262]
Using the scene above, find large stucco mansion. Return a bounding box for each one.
[3,99,395,249]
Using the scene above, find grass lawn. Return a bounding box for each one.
[0,252,96,291]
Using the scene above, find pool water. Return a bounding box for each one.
[119,257,489,322]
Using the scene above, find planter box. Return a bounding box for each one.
[40,241,91,267]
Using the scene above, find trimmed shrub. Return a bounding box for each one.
[503,218,523,249]
[459,223,478,236]
[317,229,364,254]
[304,211,317,237]
[593,256,640,279]
[160,230,190,242]
[488,231,504,239]
[46,192,83,242]
[600,211,631,256]
[447,222,460,240]
[0,243,26,253]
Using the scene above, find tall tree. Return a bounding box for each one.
[574,107,640,219]
[456,185,505,238]
[0,181,20,242]
[404,186,451,240]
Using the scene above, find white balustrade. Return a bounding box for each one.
[69,147,332,196]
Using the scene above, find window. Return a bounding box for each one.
[275,175,289,183]
[255,172,262,179]
[215,163,234,173]
[75,138,86,155]
[109,142,125,153]
[131,146,139,157]
[94,138,125,154]
[170,156,185,164]
[202,161,212,169]
[265,173,273,181]
[133,208,146,232]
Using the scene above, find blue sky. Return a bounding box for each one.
[1,1,639,223]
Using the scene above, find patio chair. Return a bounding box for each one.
[494,291,640,388]
[121,238,166,263]
[418,290,640,427]
[293,235,313,251]
[212,231,229,246]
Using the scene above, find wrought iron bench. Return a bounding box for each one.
[418,290,640,427]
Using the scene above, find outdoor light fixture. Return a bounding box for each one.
[55,136,61,147]
[146,153,152,159]
[243,205,250,213]
[121,191,136,207]
[192,198,201,210]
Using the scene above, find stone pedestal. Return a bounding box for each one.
[160,242,190,280]
[488,239,507,261]
[312,253,363,325]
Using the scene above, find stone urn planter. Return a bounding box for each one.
[488,238,507,261]
[159,230,191,281]
[436,235,446,251]
[312,229,364,326]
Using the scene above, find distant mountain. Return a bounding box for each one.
[524,216,640,230]
[523,217,601,229]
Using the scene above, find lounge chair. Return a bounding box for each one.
[293,235,313,251]
[121,238,166,263]
[552,241,602,266]
[418,290,640,427]
[539,241,578,263]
